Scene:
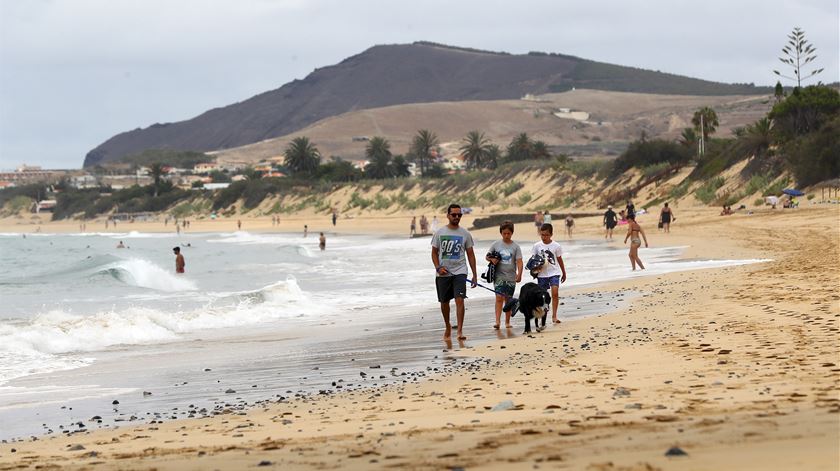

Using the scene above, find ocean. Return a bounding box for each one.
[0,230,766,439]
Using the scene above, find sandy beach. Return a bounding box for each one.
[0,205,838,470]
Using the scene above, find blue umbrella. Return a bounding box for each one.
[782,189,805,196]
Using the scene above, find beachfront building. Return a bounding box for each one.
[194,162,221,174]
[69,174,98,189]
[0,165,67,185]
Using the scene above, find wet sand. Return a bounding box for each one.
[0,206,838,470]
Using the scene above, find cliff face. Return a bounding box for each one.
[84,42,766,167]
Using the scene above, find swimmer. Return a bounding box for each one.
[623,214,648,270]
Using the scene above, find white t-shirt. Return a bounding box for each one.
[531,240,564,277]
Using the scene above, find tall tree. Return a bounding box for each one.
[149,162,164,197]
[532,140,551,159]
[774,81,785,103]
[364,136,395,179]
[409,129,439,176]
[678,128,698,151]
[459,130,492,170]
[506,133,533,161]
[773,27,824,89]
[485,144,501,170]
[284,137,321,176]
[691,107,719,142]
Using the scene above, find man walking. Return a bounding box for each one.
[431,204,478,341]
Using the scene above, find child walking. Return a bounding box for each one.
[532,223,567,325]
[486,221,523,329]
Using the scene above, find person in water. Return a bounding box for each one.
[173,246,185,274]
[623,214,648,270]
[319,232,326,251]
[116,241,126,249]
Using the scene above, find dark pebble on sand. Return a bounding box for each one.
[225,389,236,394]
[68,444,85,451]
[258,460,273,466]
[112,400,119,405]
[665,446,688,457]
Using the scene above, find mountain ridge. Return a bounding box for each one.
[84,42,770,167]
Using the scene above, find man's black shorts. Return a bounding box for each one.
[436,274,468,302]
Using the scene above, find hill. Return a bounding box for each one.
[211,89,773,164]
[84,42,770,167]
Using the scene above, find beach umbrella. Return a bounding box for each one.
[782,189,805,196]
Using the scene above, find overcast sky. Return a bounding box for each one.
[1,0,837,170]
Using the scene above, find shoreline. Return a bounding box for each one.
[0,206,838,470]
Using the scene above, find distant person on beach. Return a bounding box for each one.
[487,221,523,330]
[565,214,575,239]
[420,215,429,235]
[116,241,126,249]
[410,216,417,237]
[431,216,439,233]
[534,211,543,234]
[532,223,567,325]
[625,200,636,219]
[659,203,675,233]
[237,219,242,230]
[603,205,618,239]
[331,211,337,226]
[173,247,185,274]
[431,204,478,341]
[304,225,308,237]
[543,210,552,225]
[319,232,326,251]
[623,214,648,270]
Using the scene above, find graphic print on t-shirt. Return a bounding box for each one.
[539,249,557,266]
[439,235,464,260]
[499,248,513,265]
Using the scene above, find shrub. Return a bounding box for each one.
[669,180,691,200]
[753,198,765,207]
[641,162,671,179]
[568,159,611,180]
[480,189,498,204]
[501,180,524,196]
[694,177,725,204]
[348,191,373,210]
[517,192,532,206]
[610,139,692,177]
[742,174,771,196]
[372,193,390,210]
[807,194,815,200]
[762,176,790,196]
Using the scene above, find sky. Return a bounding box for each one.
[0,0,837,170]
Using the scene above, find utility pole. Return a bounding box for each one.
[698,114,705,156]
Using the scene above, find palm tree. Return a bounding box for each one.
[284,137,321,176]
[364,136,395,179]
[409,129,439,176]
[691,107,719,142]
[741,117,773,161]
[679,128,698,150]
[149,162,164,197]
[459,130,492,170]
[506,133,532,161]
[392,155,411,178]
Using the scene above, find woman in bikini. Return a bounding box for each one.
[623,214,648,270]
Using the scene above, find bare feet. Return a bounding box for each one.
[553,318,561,324]
[444,326,451,340]
[505,324,512,329]
[457,331,466,340]
[493,324,500,330]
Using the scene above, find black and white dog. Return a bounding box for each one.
[504,282,551,334]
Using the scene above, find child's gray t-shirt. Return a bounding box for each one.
[488,240,522,282]
[431,226,474,276]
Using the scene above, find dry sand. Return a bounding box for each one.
[0,205,838,470]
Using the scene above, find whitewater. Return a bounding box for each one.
[0,230,767,439]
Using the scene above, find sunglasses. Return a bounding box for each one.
[448,213,463,217]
